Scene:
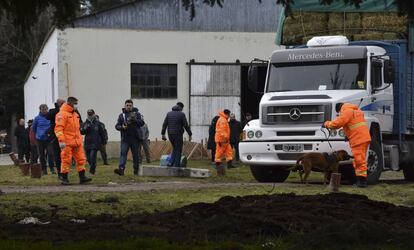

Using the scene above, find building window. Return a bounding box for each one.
[131,64,177,98]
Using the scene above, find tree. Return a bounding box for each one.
[0,0,411,29]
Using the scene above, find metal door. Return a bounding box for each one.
[189,64,241,142]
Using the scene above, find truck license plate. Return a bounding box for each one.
[282,144,304,152]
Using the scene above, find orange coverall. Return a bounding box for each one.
[324,103,371,177]
[215,111,233,163]
[54,103,86,174]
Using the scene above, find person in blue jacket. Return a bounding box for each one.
[32,104,55,175]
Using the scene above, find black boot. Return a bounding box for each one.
[114,168,124,176]
[79,170,92,184]
[103,161,110,166]
[216,162,221,176]
[227,160,235,169]
[60,173,70,185]
[355,176,368,188]
[133,168,139,176]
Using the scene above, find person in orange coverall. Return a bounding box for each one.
[324,103,371,187]
[215,109,233,176]
[55,96,92,185]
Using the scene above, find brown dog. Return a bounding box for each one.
[293,150,353,184]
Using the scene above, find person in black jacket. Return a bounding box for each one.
[81,109,104,175]
[114,99,144,176]
[14,118,30,162]
[46,98,65,177]
[96,115,109,165]
[207,115,219,164]
[229,113,242,162]
[161,102,192,168]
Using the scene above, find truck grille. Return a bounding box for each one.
[263,104,331,125]
[277,153,305,161]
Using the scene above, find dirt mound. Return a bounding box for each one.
[1,193,414,245]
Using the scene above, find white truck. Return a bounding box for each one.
[240,35,414,184]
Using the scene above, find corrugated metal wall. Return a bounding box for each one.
[72,0,279,32]
[190,65,241,142]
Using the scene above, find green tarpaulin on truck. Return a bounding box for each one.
[275,0,413,51]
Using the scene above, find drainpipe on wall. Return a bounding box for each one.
[65,63,70,96]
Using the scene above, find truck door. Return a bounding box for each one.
[370,59,393,133]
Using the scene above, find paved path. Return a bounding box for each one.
[0,170,406,194]
[0,154,13,166]
[0,182,284,194]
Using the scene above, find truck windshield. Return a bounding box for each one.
[267,59,366,92]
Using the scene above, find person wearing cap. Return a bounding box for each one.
[215,109,233,176]
[161,102,192,168]
[81,109,105,175]
[324,102,371,187]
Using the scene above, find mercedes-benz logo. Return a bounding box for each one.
[289,108,301,120]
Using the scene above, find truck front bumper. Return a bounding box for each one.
[239,140,352,166]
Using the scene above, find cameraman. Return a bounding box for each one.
[114,99,144,176]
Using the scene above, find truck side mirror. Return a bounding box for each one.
[248,65,259,92]
[384,60,395,83]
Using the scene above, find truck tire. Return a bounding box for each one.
[402,163,414,181]
[249,165,290,183]
[367,139,383,184]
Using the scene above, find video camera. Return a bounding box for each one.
[126,112,138,126]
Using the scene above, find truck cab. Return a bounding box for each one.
[240,35,414,184]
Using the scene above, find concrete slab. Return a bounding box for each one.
[141,165,211,178]
[0,154,13,166]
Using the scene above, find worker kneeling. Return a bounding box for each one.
[215,109,233,176]
[55,97,92,185]
[324,103,371,188]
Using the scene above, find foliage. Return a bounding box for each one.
[287,0,411,18]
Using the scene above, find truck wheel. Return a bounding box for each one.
[249,165,290,183]
[367,139,383,184]
[402,163,414,181]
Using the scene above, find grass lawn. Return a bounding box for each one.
[1,159,414,249]
[0,161,413,220]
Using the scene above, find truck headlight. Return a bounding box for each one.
[329,129,337,137]
[247,131,254,139]
[255,130,263,138]
[338,129,346,137]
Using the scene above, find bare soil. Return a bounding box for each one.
[1,192,414,246]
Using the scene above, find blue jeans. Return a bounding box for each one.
[119,140,141,170]
[85,148,98,173]
[168,134,183,168]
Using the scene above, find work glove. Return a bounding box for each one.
[323,121,330,129]
[59,142,66,149]
[162,135,167,141]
